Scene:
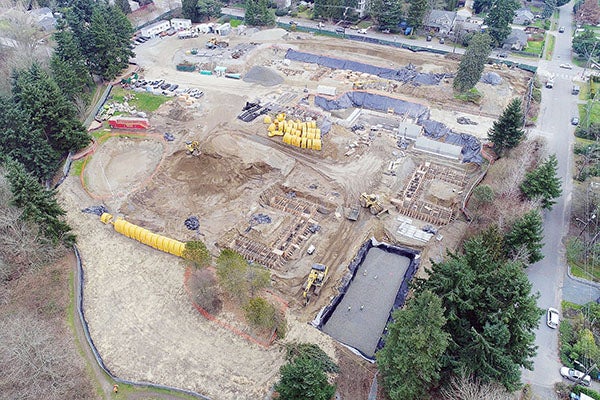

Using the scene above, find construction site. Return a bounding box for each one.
[59,27,532,399]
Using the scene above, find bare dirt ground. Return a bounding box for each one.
[60,29,532,399]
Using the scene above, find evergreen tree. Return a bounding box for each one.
[245,0,257,25]
[377,291,450,400]
[115,0,132,14]
[275,357,336,400]
[11,64,90,155]
[488,98,525,156]
[87,4,134,81]
[182,0,201,22]
[197,0,223,21]
[542,0,556,19]
[485,0,520,46]
[370,0,403,32]
[414,235,541,391]
[5,160,75,245]
[50,21,93,103]
[573,29,600,59]
[453,33,492,93]
[505,210,545,264]
[407,0,429,31]
[473,0,492,13]
[0,96,59,181]
[520,154,562,210]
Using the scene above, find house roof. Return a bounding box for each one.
[424,10,457,28]
[515,8,535,18]
[503,28,528,45]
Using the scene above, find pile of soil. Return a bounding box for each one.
[243,66,284,86]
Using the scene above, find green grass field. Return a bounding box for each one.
[525,40,544,56]
[110,86,169,112]
[545,35,555,60]
[579,102,600,126]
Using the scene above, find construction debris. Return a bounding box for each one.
[185,216,200,230]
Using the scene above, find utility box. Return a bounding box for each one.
[572,85,580,95]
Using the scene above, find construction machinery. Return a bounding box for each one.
[359,193,384,215]
[185,141,201,156]
[302,263,328,305]
[205,37,229,49]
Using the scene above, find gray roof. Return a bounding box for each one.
[515,8,535,18]
[424,10,457,29]
[503,28,528,45]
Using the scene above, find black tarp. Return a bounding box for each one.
[315,92,430,120]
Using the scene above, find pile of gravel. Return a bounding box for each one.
[243,66,284,86]
[480,72,503,86]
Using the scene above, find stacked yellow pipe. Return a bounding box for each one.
[266,113,321,150]
[100,213,185,257]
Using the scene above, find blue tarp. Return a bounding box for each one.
[315,92,430,120]
[285,49,448,85]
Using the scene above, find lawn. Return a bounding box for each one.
[110,86,169,112]
[579,102,600,126]
[545,34,555,60]
[525,39,544,56]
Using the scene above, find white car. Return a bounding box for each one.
[560,63,574,69]
[357,28,368,34]
[560,367,591,386]
[547,307,559,329]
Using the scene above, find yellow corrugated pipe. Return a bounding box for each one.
[100,213,185,257]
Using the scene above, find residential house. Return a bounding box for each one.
[456,7,473,20]
[502,28,528,51]
[170,18,192,31]
[423,10,457,35]
[513,8,535,25]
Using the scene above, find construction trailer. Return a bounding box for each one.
[170,18,192,30]
[140,20,170,37]
[108,116,150,130]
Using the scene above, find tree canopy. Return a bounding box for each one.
[504,210,545,264]
[377,290,450,400]
[407,0,429,31]
[488,98,525,156]
[576,0,600,25]
[453,33,492,93]
[484,0,520,46]
[370,0,403,32]
[274,357,336,400]
[215,249,270,302]
[414,234,541,391]
[573,29,600,60]
[244,0,275,26]
[520,154,562,210]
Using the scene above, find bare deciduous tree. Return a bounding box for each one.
[0,310,95,399]
[440,375,517,400]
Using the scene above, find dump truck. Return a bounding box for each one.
[302,263,328,305]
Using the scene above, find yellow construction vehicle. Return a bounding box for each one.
[359,193,384,215]
[205,37,229,49]
[302,263,328,305]
[185,141,201,156]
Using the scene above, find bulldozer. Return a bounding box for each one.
[302,263,328,305]
[185,141,201,156]
[359,193,384,215]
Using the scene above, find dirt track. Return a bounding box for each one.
[60,28,533,399]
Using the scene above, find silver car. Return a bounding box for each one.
[560,367,591,386]
[546,307,559,329]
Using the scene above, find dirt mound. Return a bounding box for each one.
[243,66,284,86]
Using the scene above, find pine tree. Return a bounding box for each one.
[5,160,75,245]
[504,210,545,264]
[453,33,492,93]
[50,21,93,103]
[245,0,257,25]
[197,0,223,22]
[11,64,91,155]
[274,357,336,400]
[407,0,429,31]
[115,0,132,14]
[520,154,562,210]
[0,96,59,181]
[370,0,403,32]
[573,29,599,59]
[542,0,556,19]
[377,291,449,400]
[484,0,520,46]
[414,235,541,391]
[182,0,201,22]
[488,98,525,156]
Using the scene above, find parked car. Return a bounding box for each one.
[439,37,445,44]
[559,26,565,33]
[426,35,432,41]
[160,82,171,90]
[572,117,580,125]
[546,307,559,329]
[335,27,345,33]
[168,84,179,91]
[498,52,508,58]
[560,63,573,69]
[357,28,368,34]
[560,367,591,386]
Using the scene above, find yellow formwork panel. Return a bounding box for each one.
[268,123,276,132]
[313,139,322,150]
[263,115,272,124]
[112,217,185,257]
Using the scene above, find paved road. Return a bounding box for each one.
[522,2,600,397]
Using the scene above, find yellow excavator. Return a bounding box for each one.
[302,263,328,305]
[359,193,384,215]
[185,141,201,156]
[205,37,229,49]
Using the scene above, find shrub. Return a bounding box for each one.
[285,342,339,373]
[243,296,285,337]
[188,268,222,314]
[275,8,287,16]
[183,240,211,268]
